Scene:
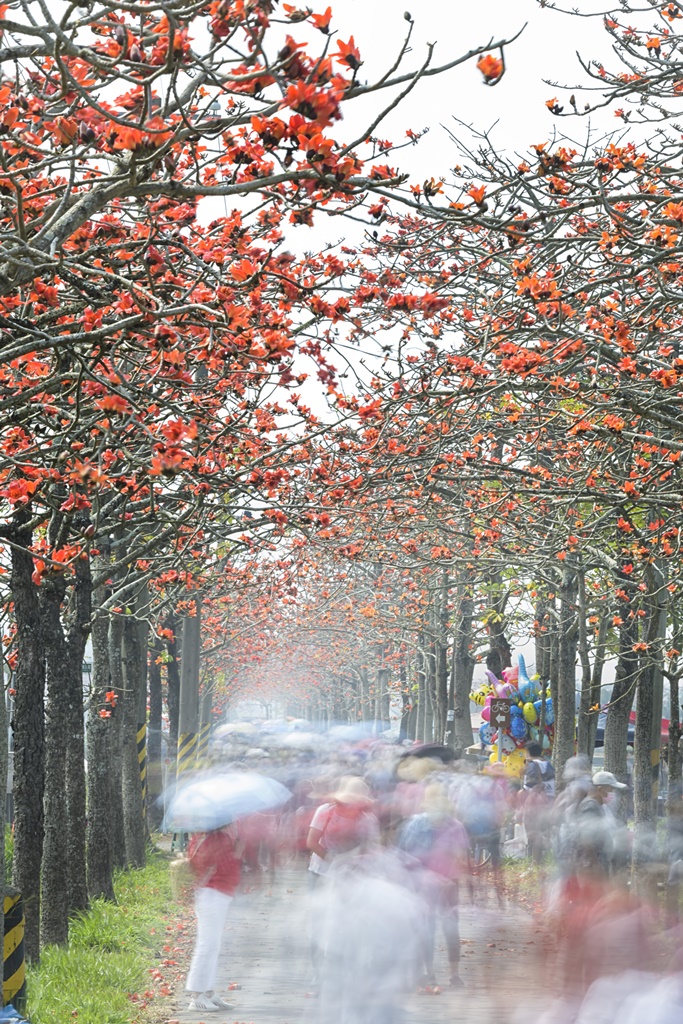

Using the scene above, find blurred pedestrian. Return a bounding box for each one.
[184,824,243,1013]
[318,848,422,1024]
[522,741,555,863]
[575,770,627,877]
[396,783,470,990]
[306,776,380,986]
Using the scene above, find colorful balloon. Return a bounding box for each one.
[485,669,502,690]
[510,716,528,741]
[502,665,519,685]
[469,682,493,707]
[523,701,538,724]
[493,733,516,754]
[544,698,554,726]
[504,749,527,778]
[479,722,494,745]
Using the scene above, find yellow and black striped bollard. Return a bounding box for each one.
[3,888,26,1011]
[172,732,198,852]
[196,721,211,767]
[176,731,197,777]
[137,721,147,816]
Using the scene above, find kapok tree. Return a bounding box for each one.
[0,1,525,957]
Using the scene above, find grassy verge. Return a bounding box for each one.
[26,849,186,1024]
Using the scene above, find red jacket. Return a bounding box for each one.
[188,828,241,896]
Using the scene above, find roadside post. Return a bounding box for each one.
[491,699,512,762]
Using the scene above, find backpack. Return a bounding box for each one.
[323,804,375,855]
[537,759,555,797]
[397,813,436,860]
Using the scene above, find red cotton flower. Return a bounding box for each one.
[283,81,341,124]
[311,7,332,33]
[476,53,504,84]
[335,37,362,71]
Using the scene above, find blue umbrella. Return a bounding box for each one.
[163,772,291,832]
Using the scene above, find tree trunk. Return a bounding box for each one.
[377,667,390,730]
[0,657,7,912]
[576,570,608,761]
[65,552,91,918]
[360,666,372,722]
[424,643,435,743]
[86,603,115,901]
[667,672,682,808]
[415,648,426,742]
[632,569,666,889]
[136,587,149,831]
[451,582,475,751]
[108,615,127,868]
[581,613,608,762]
[86,545,114,901]
[10,517,45,962]
[435,577,449,745]
[122,612,146,868]
[485,571,512,675]
[534,596,552,684]
[399,658,411,742]
[165,612,181,748]
[604,584,639,805]
[147,633,164,830]
[554,567,578,786]
[40,575,70,947]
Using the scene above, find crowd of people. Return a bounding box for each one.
[176,729,683,1024]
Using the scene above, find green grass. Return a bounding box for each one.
[26,849,180,1024]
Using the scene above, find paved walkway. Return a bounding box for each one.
[170,861,544,1024]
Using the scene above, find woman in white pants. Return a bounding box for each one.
[185,824,243,1013]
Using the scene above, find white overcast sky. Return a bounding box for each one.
[304,0,614,176]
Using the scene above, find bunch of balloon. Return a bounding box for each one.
[469,654,555,772]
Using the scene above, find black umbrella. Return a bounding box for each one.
[400,743,459,763]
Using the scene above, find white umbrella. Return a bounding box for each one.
[280,731,324,750]
[163,772,291,832]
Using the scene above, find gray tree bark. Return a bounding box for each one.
[122,611,146,868]
[108,615,127,868]
[65,551,91,919]
[147,633,164,830]
[86,556,115,901]
[165,612,180,748]
[40,571,70,947]
[451,581,476,751]
[632,568,667,890]
[10,513,45,962]
[604,579,639,807]
[0,654,7,913]
[554,566,579,786]
[578,612,608,761]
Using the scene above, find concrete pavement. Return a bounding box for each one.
[170,861,544,1024]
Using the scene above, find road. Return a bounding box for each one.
[170,860,543,1024]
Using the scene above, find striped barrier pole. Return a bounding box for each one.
[137,721,147,817]
[173,605,201,853]
[196,721,211,765]
[171,732,197,852]
[3,888,26,1011]
[176,731,198,777]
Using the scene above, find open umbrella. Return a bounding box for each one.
[163,772,291,832]
[401,743,458,763]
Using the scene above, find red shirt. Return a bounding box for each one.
[188,828,242,896]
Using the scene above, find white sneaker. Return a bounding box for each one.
[188,994,220,1012]
[209,995,234,1009]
